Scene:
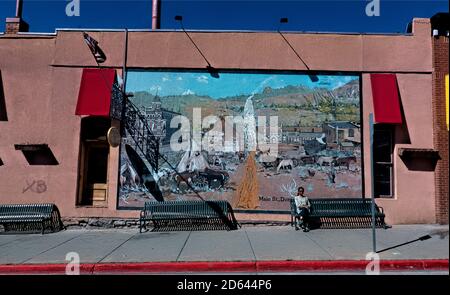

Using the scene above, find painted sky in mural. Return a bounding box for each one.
[118,71,362,211]
[126,71,357,99]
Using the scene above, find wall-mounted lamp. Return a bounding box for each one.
[175,15,219,78]
[280,17,288,24]
[278,18,318,82]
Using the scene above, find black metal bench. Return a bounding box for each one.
[0,203,64,234]
[139,200,241,232]
[290,198,389,229]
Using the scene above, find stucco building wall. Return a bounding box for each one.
[0,18,439,223]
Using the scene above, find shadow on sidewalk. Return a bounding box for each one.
[375,228,449,254]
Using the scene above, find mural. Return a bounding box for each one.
[118,70,362,211]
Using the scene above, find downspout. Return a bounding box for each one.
[120,28,128,137]
[122,28,128,93]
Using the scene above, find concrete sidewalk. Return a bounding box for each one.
[0,224,448,274]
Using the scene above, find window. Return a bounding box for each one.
[373,125,394,197]
[348,128,354,137]
[14,144,59,165]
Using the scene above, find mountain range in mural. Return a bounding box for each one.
[131,79,359,126]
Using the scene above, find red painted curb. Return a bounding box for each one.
[93,261,256,273]
[0,263,95,274]
[257,260,366,272]
[256,259,449,272]
[0,259,447,274]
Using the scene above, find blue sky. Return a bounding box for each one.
[0,1,448,33]
[126,71,358,98]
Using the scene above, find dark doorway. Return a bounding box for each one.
[77,117,111,206]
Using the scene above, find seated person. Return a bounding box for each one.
[294,186,311,232]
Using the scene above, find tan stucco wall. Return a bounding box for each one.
[0,18,436,223]
[50,20,431,72]
[0,36,137,219]
[362,74,436,224]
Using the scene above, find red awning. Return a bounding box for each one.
[75,68,116,116]
[370,73,402,124]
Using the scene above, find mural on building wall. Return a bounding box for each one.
[118,70,362,211]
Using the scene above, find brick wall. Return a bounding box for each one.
[5,22,19,34]
[4,18,28,34]
[432,36,449,224]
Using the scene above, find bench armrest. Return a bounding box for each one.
[139,210,146,218]
[289,199,297,216]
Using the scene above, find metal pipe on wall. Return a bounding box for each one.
[15,0,23,17]
[120,28,129,137]
[369,113,377,253]
[152,0,160,29]
[122,28,128,92]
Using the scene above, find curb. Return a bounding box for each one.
[0,259,447,274]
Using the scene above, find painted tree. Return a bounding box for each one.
[233,152,259,209]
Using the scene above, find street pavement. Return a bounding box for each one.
[0,224,448,274]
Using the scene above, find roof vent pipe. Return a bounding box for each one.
[5,0,28,34]
[152,0,161,29]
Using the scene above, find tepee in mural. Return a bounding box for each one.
[176,139,209,173]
